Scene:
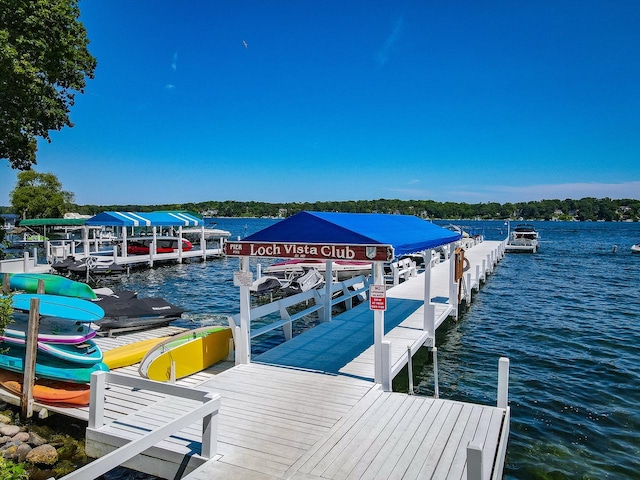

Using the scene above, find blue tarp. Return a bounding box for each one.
[243,211,461,257]
[86,211,203,227]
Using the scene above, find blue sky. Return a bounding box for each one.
[1,1,639,207]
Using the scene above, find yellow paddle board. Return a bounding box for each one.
[139,326,232,382]
[102,337,171,369]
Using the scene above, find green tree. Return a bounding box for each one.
[0,0,96,170]
[10,170,73,219]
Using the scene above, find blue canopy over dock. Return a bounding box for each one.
[225,211,461,261]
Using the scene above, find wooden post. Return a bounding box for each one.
[21,296,40,419]
[238,257,251,365]
[2,273,9,294]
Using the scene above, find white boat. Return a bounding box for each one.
[180,227,231,241]
[263,258,372,281]
[632,244,640,254]
[505,224,539,253]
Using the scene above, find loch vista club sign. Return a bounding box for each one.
[224,241,394,262]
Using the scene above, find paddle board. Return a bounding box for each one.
[0,369,91,406]
[8,273,97,299]
[10,293,104,322]
[4,312,97,344]
[102,336,171,369]
[139,326,232,381]
[0,335,103,365]
[0,344,109,383]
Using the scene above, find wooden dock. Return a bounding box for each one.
[1,238,510,479]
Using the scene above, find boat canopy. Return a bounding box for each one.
[19,218,87,227]
[86,211,203,227]
[225,211,461,261]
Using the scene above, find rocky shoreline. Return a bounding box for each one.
[0,403,89,480]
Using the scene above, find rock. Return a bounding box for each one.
[0,435,11,445]
[28,431,48,447]
[26,444,58,466]
[12,431,30,443]
[0,413,11,424]
[2,443,19,461]
[0,424,20,436]
[17,443,32,462]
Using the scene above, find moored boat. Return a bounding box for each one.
[264,258,371,281]
[125,236,193,255]
[632,243,640,254]
[505,224,540,253]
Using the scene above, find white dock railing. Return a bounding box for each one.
[467,357,511,480]
[230,274,372,342]
[57,371,220,480]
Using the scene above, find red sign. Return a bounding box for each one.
[369,284,387,311]
[224,241,394,262]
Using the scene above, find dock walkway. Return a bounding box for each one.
[0,239,510,479]
[78,239,509,479]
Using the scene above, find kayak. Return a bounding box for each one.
[139,326,232,381]
[0,335,103,365]
[4,312,98,344]
[0,369,91,406]
[102,336,170,369]
[8,273,97,299]
[10,293,105,323]
[0,343,109,384]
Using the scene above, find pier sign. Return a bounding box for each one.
[224,241,394,262]
[369,284,387,311]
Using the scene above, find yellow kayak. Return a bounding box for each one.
[102,337,170,369]
[139,326,232,382]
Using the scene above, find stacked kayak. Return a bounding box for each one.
[0,293,109,388]
[139,326,232,382]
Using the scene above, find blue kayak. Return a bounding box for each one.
[0,336,103,365]
[0,343,109,384]
[9,293,105,322]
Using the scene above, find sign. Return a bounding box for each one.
[369,284,387,311]
[224,241,394,262]
[233,271,254,287]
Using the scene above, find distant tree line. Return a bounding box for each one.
[3,197,635,222]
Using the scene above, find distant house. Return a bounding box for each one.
[0,213,19,230]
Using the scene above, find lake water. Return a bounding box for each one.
[91,219,640,479]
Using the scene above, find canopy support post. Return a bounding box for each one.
[423,249,435,346]
[323,260,333,322]
[237,256,251,365]
[373,261,385,384]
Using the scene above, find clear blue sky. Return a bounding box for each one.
[2,1,639,207]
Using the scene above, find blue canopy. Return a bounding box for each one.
[86,211,203,227]
[236,211,461,259]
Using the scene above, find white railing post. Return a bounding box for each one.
[381,340,392,392]
[497,357,510,408]
[467,441,484,480]
[89,371,106,429]
[407,345,414,394]
[432,346,439,398]
[200,393,220,458]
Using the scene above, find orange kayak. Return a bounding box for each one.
[0,369,90,406]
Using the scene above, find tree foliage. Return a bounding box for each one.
[0,0,96,169]
[10,170,73,219]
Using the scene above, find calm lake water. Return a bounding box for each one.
[90,219,640,480]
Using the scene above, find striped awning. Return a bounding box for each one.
[85,211,203,227]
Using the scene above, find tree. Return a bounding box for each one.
[0,0,96,169]
[10,170,73,219]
